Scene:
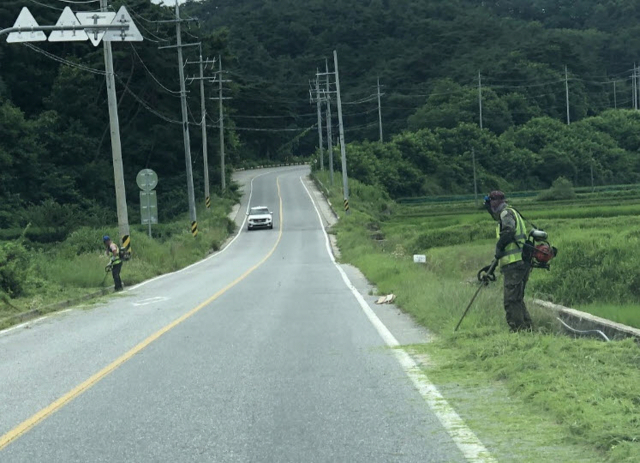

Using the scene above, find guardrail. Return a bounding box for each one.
[234,162,310,172]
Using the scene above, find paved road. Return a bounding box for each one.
[0,167,468,462]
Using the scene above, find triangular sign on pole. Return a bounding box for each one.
[104,6,143,42]
[49,7,88,42]
[7,7,47,43]
[76,11,116,47]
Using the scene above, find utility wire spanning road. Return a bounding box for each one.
[0,167,490,462]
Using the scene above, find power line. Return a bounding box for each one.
[28,0,64,11]
[23,43,106,75]
[129,44,181,95]
[55,0,100,4]
[231,112,316,119]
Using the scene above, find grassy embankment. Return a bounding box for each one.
[314,170,640,462]
[0,198,236,329]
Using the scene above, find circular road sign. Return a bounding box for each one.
[136,169,158,192]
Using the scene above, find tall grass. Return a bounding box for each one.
[313,170,640,461]
[0,197,235,322]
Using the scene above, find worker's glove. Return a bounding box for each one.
[105,263,113,273]
[477,262,497,284]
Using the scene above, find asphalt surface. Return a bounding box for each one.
[0,167,465,462]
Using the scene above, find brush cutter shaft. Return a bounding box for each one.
[455,259,497,332]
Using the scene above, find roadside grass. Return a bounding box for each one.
[0,197,236,326]
[313,170,640,461]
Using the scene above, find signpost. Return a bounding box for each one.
[3,4,143,257]
[137,169,159,238]
[48,7,88,42]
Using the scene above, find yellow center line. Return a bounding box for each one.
[0,177,285,452]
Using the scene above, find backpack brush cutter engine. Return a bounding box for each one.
[523,229,558,270]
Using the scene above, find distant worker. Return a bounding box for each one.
[103,235,123,292]
[484,191,532,332]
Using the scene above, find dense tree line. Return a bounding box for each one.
[2,0,640,233]
[333,110,640,199]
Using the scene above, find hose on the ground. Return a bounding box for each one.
[556,317,610,342]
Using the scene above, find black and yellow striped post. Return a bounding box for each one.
[191,221,199,237]
[205,196,211,209]
[121,235,132,260]
[344,198,350,213]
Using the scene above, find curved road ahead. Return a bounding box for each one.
[0,167,480,462]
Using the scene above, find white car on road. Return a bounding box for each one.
[247,206,273,230]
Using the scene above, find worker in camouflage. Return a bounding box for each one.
[485,191,533,332]
[103,235,123,292]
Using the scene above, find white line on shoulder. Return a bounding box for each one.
[299,176,495,463]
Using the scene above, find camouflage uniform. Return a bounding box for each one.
[497,207,533,332]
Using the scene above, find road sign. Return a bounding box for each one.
[140,191,158,226]
[104,6,143,43]
[49,7,88,43]
[136,169,158,192]
[76,11,116,47]
[7,8,46,43]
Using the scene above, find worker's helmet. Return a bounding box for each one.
[489,190,505,201]
[534,243,555,263]
[484,190,506,214]
[103,235,110,242]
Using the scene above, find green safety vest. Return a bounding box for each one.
[110,244,122,265]
[496,207,527,267]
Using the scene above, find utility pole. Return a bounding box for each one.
[633,65,637,110]
[472,147,478,207]
[315,71,324,170]
[377,77,384,142]
[198,44,211,209]
[565,65,571,125]
[478,71,483,130]
[333,50,350,214]
[636,64,640,111]
[218,56,226,190]
[173,0,197,234]
[100,0,130,254]
[325,59,334,185]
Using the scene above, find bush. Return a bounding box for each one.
[537,177,576,201]
[0,240,31,297]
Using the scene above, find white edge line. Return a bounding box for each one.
[128,171,268,291]
[0,172,267,338]
[299,176,496,463]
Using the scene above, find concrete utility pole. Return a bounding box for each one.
[174,0,198,234]
[315,71,324,170]
[377,77,384,142]
[565,65,571,125]
[218,56,226,190]
[472,147,478,207]
[325,59,334,185]
[636,64,640,111]
[333,50,350,213]
[633,65,637,110]
[100,0,130,253]
[198,44,210,209]
[478,72,484,130]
